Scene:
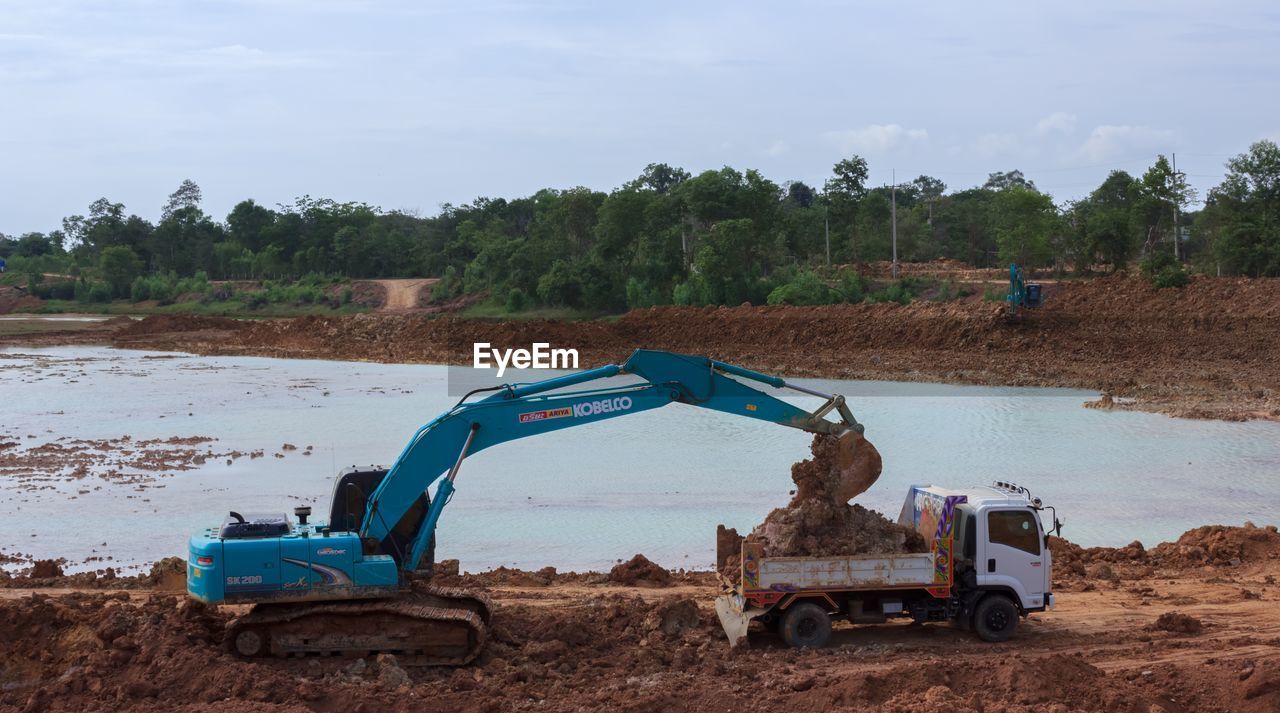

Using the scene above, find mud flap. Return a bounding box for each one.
[715,594,767,649]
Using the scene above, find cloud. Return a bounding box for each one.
[1077,125,1174,162]
[1036,112,1077,135]
[763,139,789,157]
[971,132,1020,158]
[823,124,927,154]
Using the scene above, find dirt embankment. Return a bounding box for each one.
[6,274,1279,421]
[2,523,1279,712]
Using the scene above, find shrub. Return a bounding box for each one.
[341,287,353,305]
[933,278,965,302]
[766,271,838,306]
[432,266,462,302]
[867,278,920,305]
[87,282,113,303]
[672,281,694,306]
[505,287,529,312]
[1140,252,1189,289]
[130,276,149,302]
[625,277,666,309]
[837,272,867,303]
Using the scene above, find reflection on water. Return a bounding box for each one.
[4,346,1279,572]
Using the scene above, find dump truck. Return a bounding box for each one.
[716,481,1059,648]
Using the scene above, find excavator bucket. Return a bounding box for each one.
[832,430,882,503]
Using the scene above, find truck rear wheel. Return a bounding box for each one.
[973,594,1018,642]
[781,602,832,648]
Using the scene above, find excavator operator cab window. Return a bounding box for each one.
[987,509,1041,556]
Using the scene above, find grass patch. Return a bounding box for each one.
[458,303,617,321]
[28,300,372,318]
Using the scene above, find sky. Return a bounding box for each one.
[2,0,1278,235]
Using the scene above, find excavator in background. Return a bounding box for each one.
[187,349,876,664]
[1006,263,1044,318]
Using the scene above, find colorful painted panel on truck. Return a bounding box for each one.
[898,486,967,594]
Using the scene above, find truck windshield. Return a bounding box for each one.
[988,510,1040,555]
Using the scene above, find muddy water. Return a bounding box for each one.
[4,346,1279,573]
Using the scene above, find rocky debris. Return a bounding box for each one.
[608,554,673,587]
[644,598,701,636]
[2,557,187,591]
[29,559,64,578]
[1149,612,1203,634]
[0,433,234,488]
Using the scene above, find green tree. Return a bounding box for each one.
[1202,139,1280,276]
[993,187,1057,267]
[983,170,1037,192]
[1080,170,1138,271]
[99,245,143,297]
[823,156,870,262]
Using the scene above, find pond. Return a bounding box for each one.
[3,346,1278,572]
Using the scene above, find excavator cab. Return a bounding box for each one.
[328,466,434,574]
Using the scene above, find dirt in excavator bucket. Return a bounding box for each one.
[721,433,925,571]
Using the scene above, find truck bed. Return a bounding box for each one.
[748,551,939,592]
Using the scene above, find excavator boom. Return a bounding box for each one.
[364,349,862,572]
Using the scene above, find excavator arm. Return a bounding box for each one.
[360,349,864,572]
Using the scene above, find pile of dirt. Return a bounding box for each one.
[0,286,41,314]
[1147,522,1280,569]
[1051,522,1280,588]
[607,554,673,587]
[745,434,925,560]
[114,314,243,338]
[1149,611,1203,634]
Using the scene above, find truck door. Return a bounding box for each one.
[978,508,1046,610]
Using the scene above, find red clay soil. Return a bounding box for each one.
[85,274,1280,423]
[607,554,674,587]
[3,524,1280,712]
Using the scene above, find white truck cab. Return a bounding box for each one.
[934,483,1055,613]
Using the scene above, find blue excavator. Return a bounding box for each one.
[188,349,873,664]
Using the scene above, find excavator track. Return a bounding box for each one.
[226,585,492,666]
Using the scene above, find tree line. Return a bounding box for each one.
[2,139,1277,310]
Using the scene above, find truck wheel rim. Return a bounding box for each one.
[987,610,1008,631]
[798,618,818,639]
[235,630,263,656]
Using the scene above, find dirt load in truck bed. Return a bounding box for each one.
[721,434,926,577]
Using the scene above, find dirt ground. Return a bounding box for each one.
[22,274,1264,422]
[1,524,1278,712]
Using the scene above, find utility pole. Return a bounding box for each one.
[824,204,831,267]
[681,214,688,268]
[891,168,898,279]
[1171,153,1181,261]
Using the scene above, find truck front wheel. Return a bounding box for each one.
[781,602,832,648]
[973,594,1019,642]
